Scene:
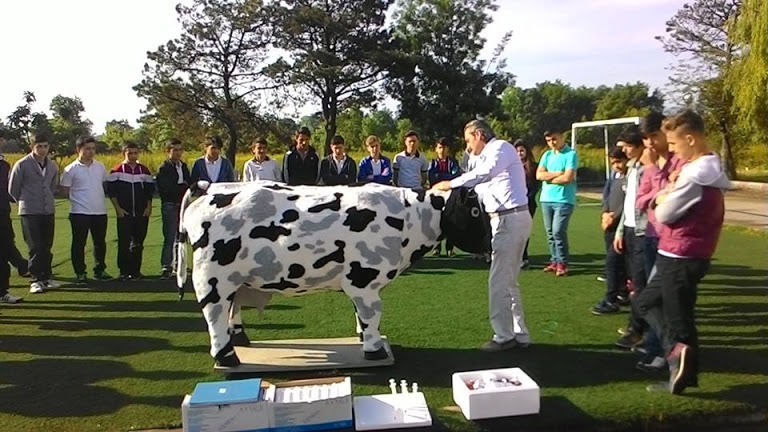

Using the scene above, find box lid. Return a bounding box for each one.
[189,378,263,406]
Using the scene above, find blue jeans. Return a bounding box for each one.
[161,202,180,271]
[541,202,574,264]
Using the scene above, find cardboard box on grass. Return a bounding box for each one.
[452,367,539,420]
[182,378,272,432]
[269,376,353,432]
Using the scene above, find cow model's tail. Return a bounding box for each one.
[176,180,211,300]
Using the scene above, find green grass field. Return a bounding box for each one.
[0,198,766,432]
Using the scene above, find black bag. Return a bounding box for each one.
[440,187,492,254]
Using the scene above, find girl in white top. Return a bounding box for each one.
[242,138,282,182]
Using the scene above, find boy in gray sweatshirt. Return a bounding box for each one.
[8,133,59,293]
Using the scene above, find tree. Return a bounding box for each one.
[135,0,275,165]
[386,0,514,142]
[5,92,48,145]
[593,82,665,120]
[49,95,93,159]
[101,120,137,151]
[657,0,741,178]
[726,0,768,134]
[137,92,211,152]
[267,0,395,155]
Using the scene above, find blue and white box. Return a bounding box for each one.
[182,378,271,432]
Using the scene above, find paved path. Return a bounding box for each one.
[578,188,768,231]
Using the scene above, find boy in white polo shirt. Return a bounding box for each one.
[60,136,112,285]
[393,130,429,189]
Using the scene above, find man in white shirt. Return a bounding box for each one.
[432,119,533,352]
[393,130,429,189]
[60,136,111,284]
[243,137,282,182]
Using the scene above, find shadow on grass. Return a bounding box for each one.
[0,358,199,418]
[16,299,301,314]
[0,335,183,357]
[707,264,768,279]
[0,315,304,333]
[468,395,600,432]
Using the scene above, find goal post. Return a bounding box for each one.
[571,116,641,181]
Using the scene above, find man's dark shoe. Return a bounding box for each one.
[616,293,630,306]
[636,353,666,373]
[615,332,643,349]
[591,301,620,316]
[667,342,696,395]
[118,274,130,282]
[480,339,529,352]
[75,274,88,286]
[94,271,113,281]
[160,269,172,280]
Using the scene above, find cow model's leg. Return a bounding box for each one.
[353,302,363,342]
[192,266,240,367]
[345,287,388,360]
[229,289,250,347]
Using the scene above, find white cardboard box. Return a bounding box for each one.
[268,376,353,432]
[353,391,432,431]
[452,367,540,420]
[181,392,271,432]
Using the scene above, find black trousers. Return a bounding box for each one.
[20,214,55,283]
[0,214,13,294]
[116,216,149,276]
[522,204,537,261]
[0,212,26,270]
[69,214,108,275]
[636,254,710,376]
[602,228,628,303]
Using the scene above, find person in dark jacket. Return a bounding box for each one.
[514,140,540,268]
[155,138,191,279]
[318,135,357,186]
[190,135,235,184]
[428,137,462,256]
[591,147,629,315]
[0,130,26,303]
[106,141,155,281]
[283,127,320,186]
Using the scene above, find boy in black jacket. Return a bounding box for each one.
[318,135,357,186]
[592,147,629,315]
[283,127,320,186]
[0,131,26,303]
[155,139,191,279]
[106,141,155,281]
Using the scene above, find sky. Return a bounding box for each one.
[0,0,687,134]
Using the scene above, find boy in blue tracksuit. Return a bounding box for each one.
[428,138,462,256]
[357,135,393,185]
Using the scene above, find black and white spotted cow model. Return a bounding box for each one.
[176,180,469,367]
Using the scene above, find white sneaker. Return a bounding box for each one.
[0,292,23,303]
[44,280,61,289]
[30,282,45,293]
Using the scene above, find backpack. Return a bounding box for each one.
[440,187,492,254]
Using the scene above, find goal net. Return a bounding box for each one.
[570,116,640,181]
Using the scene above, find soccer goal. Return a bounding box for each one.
[570,116,640,181]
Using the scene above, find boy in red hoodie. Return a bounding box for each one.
[635,109,730,395]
